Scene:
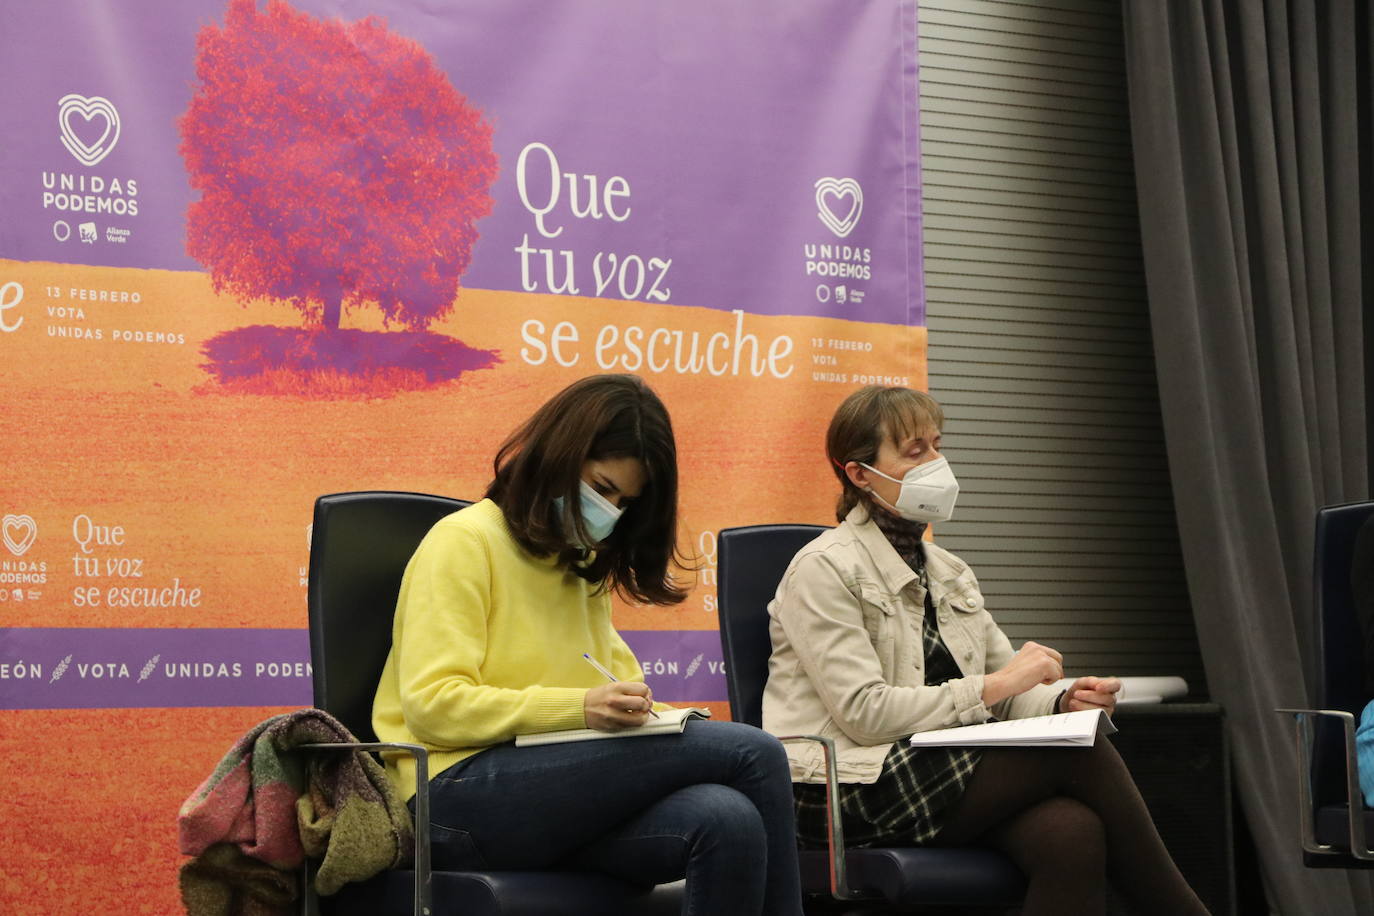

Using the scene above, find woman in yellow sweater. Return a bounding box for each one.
[372,373,802,915]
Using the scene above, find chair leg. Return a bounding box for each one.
[300,858,321,916]
[1277,707,1374,860]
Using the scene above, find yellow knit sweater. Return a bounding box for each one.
[371,498,650,801]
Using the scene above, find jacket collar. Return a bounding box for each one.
[842,503,920,595]
[922,539,970,594]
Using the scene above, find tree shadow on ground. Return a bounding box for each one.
[198,325,500,398]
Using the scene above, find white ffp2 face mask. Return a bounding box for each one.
[861,456,960,523]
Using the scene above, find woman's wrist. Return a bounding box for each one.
[981,671,1007,707]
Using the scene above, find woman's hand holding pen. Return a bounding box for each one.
[585,681,655,731]
[581,651,660,731]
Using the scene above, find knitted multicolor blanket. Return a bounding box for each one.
[178,708,414,916]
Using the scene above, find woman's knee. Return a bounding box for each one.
[1053,733,1131,792]
[680,783,768,855]
[1082,733,1128,772]
[687,720,790,775]
[741,723,790,771]
[1017,797,1106,867]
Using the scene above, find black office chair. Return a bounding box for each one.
[304,491,683,915]
[1278,499,1374,868]
[717,524,1026,909]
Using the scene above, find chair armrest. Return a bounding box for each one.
[776,734,867,901]
[1275,707,1373,860]
[297,740,433,916]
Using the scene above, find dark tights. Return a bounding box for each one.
[935,735,1208,916]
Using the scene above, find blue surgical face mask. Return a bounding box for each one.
[554,480,625,545]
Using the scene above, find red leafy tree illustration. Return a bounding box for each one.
[182,0,497,332]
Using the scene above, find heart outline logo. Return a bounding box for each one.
[814,177,863,238]
[2,515,37,556]
[58,94,121,167]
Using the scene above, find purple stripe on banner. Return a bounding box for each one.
[0,627,725,710]
[621,630,726,703]
[0,628,312,710]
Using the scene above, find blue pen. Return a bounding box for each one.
[583,652,660,718]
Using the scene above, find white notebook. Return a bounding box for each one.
[515,706,712,747]
[908,709,1116,749]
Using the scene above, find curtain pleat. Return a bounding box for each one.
[1123,1,1372,911]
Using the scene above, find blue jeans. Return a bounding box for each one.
[421,719,803,915]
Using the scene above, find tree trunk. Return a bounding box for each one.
[322,296,341,330]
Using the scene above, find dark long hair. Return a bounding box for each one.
[825,385,944,522]
[485,374,688,605]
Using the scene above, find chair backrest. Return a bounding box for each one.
[1312,499,1374,807]
[717,524,827,727]
[1315,500,1374,715]
[307,491,471,742]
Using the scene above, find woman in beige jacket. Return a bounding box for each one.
[762,385,1206,915]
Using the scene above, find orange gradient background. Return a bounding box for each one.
[0,257,925,912]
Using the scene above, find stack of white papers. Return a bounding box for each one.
[908,709,1116,748]
[1051,675,1188,706]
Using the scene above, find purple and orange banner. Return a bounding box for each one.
[0,0,924,910]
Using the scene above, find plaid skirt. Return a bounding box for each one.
[793,740,980,847]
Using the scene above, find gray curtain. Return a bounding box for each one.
[1122,1,1372,913]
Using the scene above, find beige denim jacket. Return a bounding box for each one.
[761,505,1059,784]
